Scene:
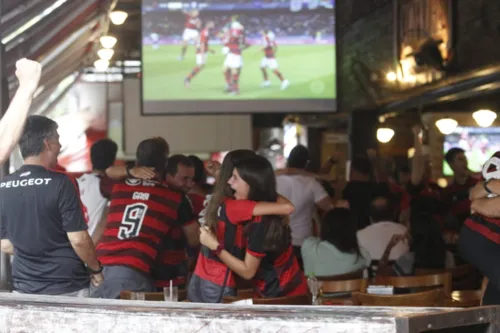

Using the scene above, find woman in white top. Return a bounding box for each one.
[301,206,371,277]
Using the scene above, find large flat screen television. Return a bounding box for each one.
[141,0,336,114]
[443,126,500,176]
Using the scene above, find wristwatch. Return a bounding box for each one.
[87,261,103,275]
[126,165,133,178]
[213,244,224,256]
[484,180,493,194]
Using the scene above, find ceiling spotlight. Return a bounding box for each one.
[94,59,109,71]
[386,71,397,82]
[100,35,117,49]
[110,10,128,25]
[98,48,114,61]
[435,118,458,135]
[408,147,415,159]
[376,128,395,143]
[473,109,497,127]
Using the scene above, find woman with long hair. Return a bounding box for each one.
[200,155,307,298]
[187,150,294,303]
[301,206,371,277]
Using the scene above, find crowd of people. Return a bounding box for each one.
[144,10,335,41]
[1,58,500,306]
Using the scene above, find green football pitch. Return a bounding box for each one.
[142,44,336,100]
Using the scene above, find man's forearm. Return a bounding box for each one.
[471,180,500,200]
[106,165,127,180]
[471,198,500,218]
[0,85,35,164]
[70,233,101,270]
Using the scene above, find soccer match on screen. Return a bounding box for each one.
[142,0,336,101]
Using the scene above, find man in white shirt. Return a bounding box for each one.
[77,139,118,244]
[276,145,334,269]
[357,189,409,261]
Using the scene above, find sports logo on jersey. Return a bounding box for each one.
[20,172,31,177]
[126,179,142,186]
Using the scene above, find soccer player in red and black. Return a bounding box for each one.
[222,20,250,95]
[442,147,478,231]
[198,155,306,299]
[179,10,201,61]
[93,138,198,299]
[184,21,215,87]
[260,30,289,90]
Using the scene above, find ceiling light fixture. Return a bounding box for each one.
[100,35,117,49]
[435,118,458,135]
[98,48,114,61]
[110,11,128,25]
[473,109,497,127]
[94,59,109,71]
[376,128,395,143]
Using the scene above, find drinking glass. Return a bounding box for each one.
[163,286,179,302]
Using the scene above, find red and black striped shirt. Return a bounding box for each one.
[192,199,256,288]
[442,176,478,228]
[234,214,307,298]
[96,179,182,274]
[153,192,196,288]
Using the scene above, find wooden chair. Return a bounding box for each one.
[481,277,488,306]
[444,290,482,308]
[237,289,255,298]
[375,272,452,296]
[318,278,369,306]
[320,278,368,295]
[316,269,364,281]
[352,289,445,307]
[120,290,187,302]
[415,264,481,290]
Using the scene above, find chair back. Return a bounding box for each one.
[415,264,481,290]
[352,289,445,307]
[375,272,452,295]
[320,278,368,295]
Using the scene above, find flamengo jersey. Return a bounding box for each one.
[77,173,107,236]
[227,28,245,55]
[185,14,200,30]
[96,178,183,274]
[196,28,210,54]
[263,32,276,58]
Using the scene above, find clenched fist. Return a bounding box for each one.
[15,58,42,94]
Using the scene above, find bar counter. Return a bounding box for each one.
[0,293,498,333]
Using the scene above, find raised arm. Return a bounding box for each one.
[470,180,500,200]
[106,165,155,180]
[410,125,426,186]
[471,197,500,218]
[252,197,294,216]
[0,59,41,164]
